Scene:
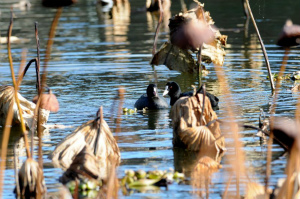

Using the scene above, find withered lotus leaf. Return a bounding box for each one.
[277,20,300,47]
[150,42,198,73]
[245,182,270,199]
[17,158,46,198]
[60,145,109,183]
[193,156,222,172]
[171,93,225,151]
[32,91,59,112]
[0,85,49,129]
[169,13,214,51]
[50,117,120,171]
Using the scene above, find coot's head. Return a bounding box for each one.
[147,84,158,98]
[163,82,181,98]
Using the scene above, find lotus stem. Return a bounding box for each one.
[35,22,41,93]
[200,84,206,126]
[7,10,31,159]
[197,45,203,86]
[265,47,290,192]
[152,0,163,55]
[115,87,125,134]
[95,106,103,155]
[0,100,15,199]
[245,0,275,93]
[14,138,21,197]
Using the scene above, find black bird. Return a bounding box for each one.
[162,81,219,107]
[134,84,169,110]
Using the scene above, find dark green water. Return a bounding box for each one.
[0,0,300,198]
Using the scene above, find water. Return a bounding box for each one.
[0,0,300,198]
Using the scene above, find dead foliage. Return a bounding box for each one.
[171,93,225,152]
[50,114,120,171]
[244,182,271,199]
[0,85,49,129]
[191,156,222,198]
[150,2,227,73]
[32,89,59,112]
[16,158,46,198]
[60,145,110,183]
[277,20,300,47]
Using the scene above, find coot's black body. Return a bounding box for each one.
[134,84,168,110]
[163,82,219,107]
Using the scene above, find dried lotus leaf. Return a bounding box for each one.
[179,126,222,152]
[17,158,46,197]
[277,20,300,47]
[150,42,198,73]
[0,85,49,129]
[171,93,225,151]
[194,156,222,172]
[51,118,120,170]
[245,182,270,199]
[60,145,104,183]
[32,91,59,112]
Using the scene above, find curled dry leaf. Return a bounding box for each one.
[171,93,225,151]
[277,20,300,47]
[150,42,198,73]
[151,2,227,73]
[193,156,222,172]
[245,182,271,199]
[32,90,59,112]
[60,145,111,183]
[50,116,120,171]
[0,85,49,129]
[17,158,46,198]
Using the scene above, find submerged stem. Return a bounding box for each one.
[245,0,275,93]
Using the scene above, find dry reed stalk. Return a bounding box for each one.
[0,97,15,198]
[265,48,290,192]
[7,10,31,159]
[214,64,246,197]
[245,0,275,93]
[152,0,163,55]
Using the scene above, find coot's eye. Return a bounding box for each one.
[170,86,172,89]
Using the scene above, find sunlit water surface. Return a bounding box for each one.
[1,0,300,198]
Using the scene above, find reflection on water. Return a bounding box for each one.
[0,0,300,198]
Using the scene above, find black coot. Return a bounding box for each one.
[134,84,169,110]
[162,81,219,107]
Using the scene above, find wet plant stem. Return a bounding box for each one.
[95,107,103,155]
[14,138,21,197]
[265,47,290,192]
[198,45,203,87]
[200,84,206,126]
[115,87,125,134]
[152,0,163,55]
[7,10,31,159]
[245,0,275,93]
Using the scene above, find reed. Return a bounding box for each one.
[214,63,246,197]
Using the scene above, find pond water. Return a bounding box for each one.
[0,0,300,198]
